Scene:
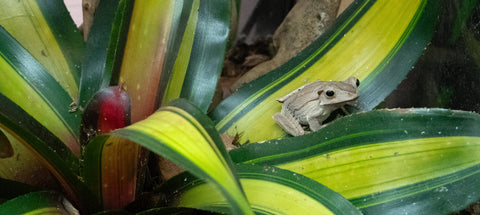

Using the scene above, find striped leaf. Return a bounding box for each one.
[78,0,134,110]
[230,108,480,214]
[81,86,136,210]
[211,0,441,144]
[0,26,80,154]
[162,0,232,112]
[119,0,191,122]
[160,164,361,215]
[83,99,253,215]
[0,93,98,212]
[83,136,143,210]
[0,0,84,100]
[119,0,232,123]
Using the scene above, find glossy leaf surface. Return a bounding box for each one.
[78,0,134,109]
[81,86,136,209]
[0,0,84,100]
[120,0,232,123]
[161,164,362,215]
[0,93,98,211]
[163,0,232,112]
[84,136,142,210]
[0,26,80,154]
[211,0,441,144]
[84,99,253,215]
[119,0,184,122]
[230,108,480,214]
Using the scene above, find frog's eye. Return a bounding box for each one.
[326,90,335,97]
[356,79,360,87]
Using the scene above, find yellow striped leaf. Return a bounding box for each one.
[119,0,232,123]
[0,27,80,154]
[0,0,84,100]
[160,164,362,215]
[230,108,480,213]
[84,99,253,215]
[211,0,441,144]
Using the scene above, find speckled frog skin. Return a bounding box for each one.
[273,77,360,136]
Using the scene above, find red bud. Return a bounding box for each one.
[81,86,131,145]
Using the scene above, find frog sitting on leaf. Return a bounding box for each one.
[273,77,360,136]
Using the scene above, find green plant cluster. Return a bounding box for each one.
[0,0,480,214]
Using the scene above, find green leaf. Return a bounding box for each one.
[0,26,80,154]
[0,94,78,172]
[81,86,135,210]
[0,94,99,212]
[0,191,79,214]
[160,0,199,107]
[160,164,362,215]
[78,0,134,109]
[118,0,190,122]
[120,0,231,122]
[84,99,253,215]
[211,0,441,144]
[0,0,84,100]
[83,136,143,210]
[163,0,232,112]
[230,108,480,213]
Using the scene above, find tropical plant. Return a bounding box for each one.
[0,0,479,214]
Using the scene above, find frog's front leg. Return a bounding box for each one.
[273,111,306,136]
[307,114,329,132]
[307,115,322,132]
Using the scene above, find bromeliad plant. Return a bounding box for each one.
[0,0,480,214]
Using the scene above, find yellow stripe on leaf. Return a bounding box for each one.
[100,137,141,209]
[119,105,253,215]
[162,0,200,105]
[278,136,480,199]
[216,0,426,144]
[0,58,79,154]
[0,0,78,99]
[119,0,176,122]
[178,179,335,215]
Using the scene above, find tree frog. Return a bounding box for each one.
[273,77,360,136]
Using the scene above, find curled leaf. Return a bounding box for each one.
[0,129,13,158]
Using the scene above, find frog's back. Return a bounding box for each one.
[281,81,326,110]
